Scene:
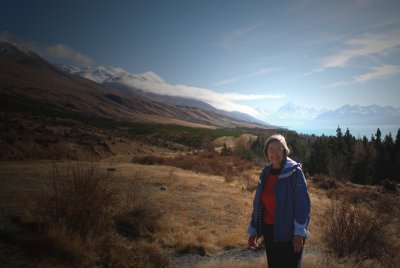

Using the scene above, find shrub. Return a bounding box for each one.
[312,174,339,190]
[132,155,165,165]
[39,162,118,237]
[30,162,167,267]
[321,191,396,261]
[380,179,398,194]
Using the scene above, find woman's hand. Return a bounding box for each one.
[248,234,258,250]
[293,235,304,252]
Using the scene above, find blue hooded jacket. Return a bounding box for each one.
[247,157,311,241]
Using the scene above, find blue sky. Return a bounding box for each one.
[1,0,400,118]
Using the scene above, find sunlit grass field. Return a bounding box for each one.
[0,154,399,267]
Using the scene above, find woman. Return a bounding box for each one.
[247,134,310,267]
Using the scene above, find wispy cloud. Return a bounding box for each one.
[119,72,284,118]
[215,22,266,49]
[324,64,400,88]
[214,68,278,86]
[354,65,400,82]
[43,44,93,66]
[321,32,400,68]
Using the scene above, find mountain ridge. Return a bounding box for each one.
[0,40,271,129]
[56,64,268,125]
[259,102,399,127]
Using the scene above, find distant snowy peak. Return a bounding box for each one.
[258,102,399,127]
[313,104,400,125]
[56,64,130,83]
[325,104,400,117]
[275,102,324,120]
[57,64,167,85]
[118,71,167,84]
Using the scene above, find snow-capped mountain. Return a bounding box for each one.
[1,40,270,129]
[56,65,131,83]
[313,104,400,125]
[57,64,268,125]
[275,102,323,120]
[56,64,168,85]
[258,102,326,126]
[56,64,400,127]
[258,102,400,127]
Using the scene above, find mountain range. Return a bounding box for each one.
[2,39,398,130]
[259,102,400,127]
[60,64,400,127]
[0,40,270,129]
[57,64,267,125]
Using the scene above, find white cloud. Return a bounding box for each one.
[321,32,400,68]
[43,44,93,66]
[354,65,400,82]
[119,72,283,118]
[324,64,400,88]
[214,68,278,86]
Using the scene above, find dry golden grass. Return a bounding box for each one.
[1,160,399,267]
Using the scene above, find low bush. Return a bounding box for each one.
[39,162,118,237]
[312,174,339,190]
[321,190,397,261]
[132,155,165,165]
[20,162,168,267]
[380,179,399,194]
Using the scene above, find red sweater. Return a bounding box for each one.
[261,173,279,224]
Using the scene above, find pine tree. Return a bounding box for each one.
[308,137,329,175]
[352,136,372,184]
[373,128,385,184]
[335,126,344,154]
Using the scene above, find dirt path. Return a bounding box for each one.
[168,246,323,267]
[169,247,265,267]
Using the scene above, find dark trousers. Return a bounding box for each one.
[262,224,303,268]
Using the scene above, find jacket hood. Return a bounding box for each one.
[267,157,301,179]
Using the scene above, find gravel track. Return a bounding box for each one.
[169,247,265,268]
[169,246,322,267]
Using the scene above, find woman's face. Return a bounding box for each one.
[267,140,285,168]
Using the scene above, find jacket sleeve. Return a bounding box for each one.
[247,211,258,236]
[293,167,311,237]
[247,169,265,236]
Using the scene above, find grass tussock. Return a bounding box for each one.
[40,162,118,237]
[114,179,162,240]
[5,162,168,268]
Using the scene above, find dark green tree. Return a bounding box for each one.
[308,137,330,175]
[373,128,385,184]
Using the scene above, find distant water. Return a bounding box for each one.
[289,125,400,139]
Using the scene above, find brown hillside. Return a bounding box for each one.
[0,40,269,129]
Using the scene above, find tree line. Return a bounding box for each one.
[244,127,400,186]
